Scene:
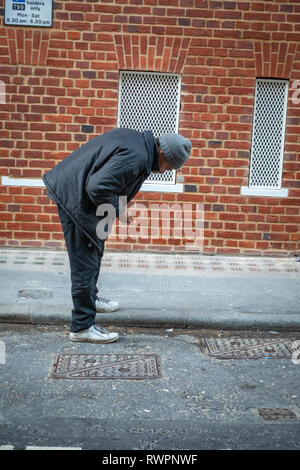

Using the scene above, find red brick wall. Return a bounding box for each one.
[0,0,299,255]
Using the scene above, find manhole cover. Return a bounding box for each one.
[200,337,295,359]
[49,354,162,380]
[18,288,53,299]
[258,408,298,421]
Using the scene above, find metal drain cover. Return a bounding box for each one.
[200,337,295,359]
[258,408,298,421]
[18,288,53,299]
[49,354,162,380]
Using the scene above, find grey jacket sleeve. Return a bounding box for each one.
[85,155,138,218]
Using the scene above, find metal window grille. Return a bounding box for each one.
[117,71,181,185]
[249,78,289,189]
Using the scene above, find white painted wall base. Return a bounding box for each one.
[1,176,184,193]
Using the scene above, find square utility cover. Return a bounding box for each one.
[200,337,295,359]
[49,353,162,380]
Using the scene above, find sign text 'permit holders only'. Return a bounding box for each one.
[4,0,53,28]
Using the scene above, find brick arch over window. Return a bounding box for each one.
[253,41,298,79]
[113,34,191,73]
[6,29,50,66]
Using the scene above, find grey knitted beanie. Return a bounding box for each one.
[158,133,192,170]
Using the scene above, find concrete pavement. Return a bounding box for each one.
[0,248,299,331]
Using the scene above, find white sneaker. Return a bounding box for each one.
[69,325,119,343]
[95,296,120,313]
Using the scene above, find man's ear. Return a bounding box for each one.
[158,147,164,166]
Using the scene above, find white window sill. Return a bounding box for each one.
[1,177,184,194]
[141,183,183,193]
[241,186,288,197]
[2,176,45,187]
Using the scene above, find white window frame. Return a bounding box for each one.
[117,70,183,193]
[241,78,289,198]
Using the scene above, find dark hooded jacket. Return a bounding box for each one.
[42,128,158,254]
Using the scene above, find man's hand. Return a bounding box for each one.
[126,214,135,224]
[119,212,135,224]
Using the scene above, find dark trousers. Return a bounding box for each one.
[57,205,104,332]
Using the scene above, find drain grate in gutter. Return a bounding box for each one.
[200,337,295,359]
[49,354,162,380]
[258,408,298,421]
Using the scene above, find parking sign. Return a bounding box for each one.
[5,0,53,28]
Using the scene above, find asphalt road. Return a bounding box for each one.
[0,323,299,452]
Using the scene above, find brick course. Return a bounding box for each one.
[0,0,299,255]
